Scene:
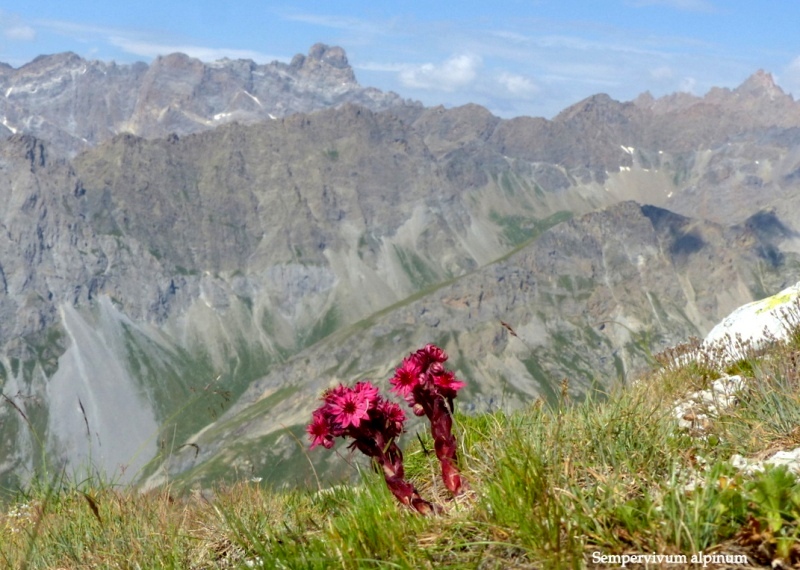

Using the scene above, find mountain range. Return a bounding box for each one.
[0,43,415,158]
[1,44,799,490]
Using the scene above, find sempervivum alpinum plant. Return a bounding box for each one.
[308,344,466,513]
[307,380,436,514]
[390,344,465,496]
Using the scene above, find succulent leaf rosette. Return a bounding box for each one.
[307,380,435,514]
[389,344,465,496]
[307,344,465,513]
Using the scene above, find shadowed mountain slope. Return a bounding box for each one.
[1,50,800,488]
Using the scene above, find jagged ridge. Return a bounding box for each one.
[2,49,800,488]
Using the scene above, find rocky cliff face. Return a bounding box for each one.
[0,44,415,157]
[1,48,800,489]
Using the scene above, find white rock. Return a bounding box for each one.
[765,448,800,473]
[729,447,800,476]
[729,454,755,473]
[703,281,800,362]
[672,374,746,431]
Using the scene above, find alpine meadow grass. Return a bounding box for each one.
[3,316,800,568]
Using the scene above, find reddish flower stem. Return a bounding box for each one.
[420,389,463,496]
[355,436,436,514]
[390,344,467,497]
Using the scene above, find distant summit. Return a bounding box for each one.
[291,43,355,77]
[0,44,418,157]
[0,48,796,160]
[734,69,785,99]
[632,70,796,119]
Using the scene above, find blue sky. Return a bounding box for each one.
[1,1,799,118]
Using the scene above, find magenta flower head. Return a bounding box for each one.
[306,409,334,450]
[389,356,422,398]
[321,383,349,402]
[353,380,380,404]
[308,380,401,445]
[307,380,436,514]
[417,344,448,368]
[390,343,467,496]
[378,399,407,437]
[328,389,370,428]
[433,370,466,397]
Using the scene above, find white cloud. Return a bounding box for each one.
[497,72,539,97]
[782,56,800,97]
[627,0,716,11]
[108,36,280,63]
[488,30,531,44]
[650,66,674,80]
[280,12,387,36]
[355,61,407,73]
[4,25,35,41]
[36,19,280,63]
[1,11,35,41]
[679,76,698,93]
[399,54,481,92]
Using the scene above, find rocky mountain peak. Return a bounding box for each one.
[151,52,205,72]
[632,69,793,118]
[0,44,412,157]
[290,43,357,84]
[734,69,785,99]
[553,93,633,125]
[308,43,350,69]
[632,90,655,108]
[20,51,84,72]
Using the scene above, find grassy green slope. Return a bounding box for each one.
[3,308,800,568]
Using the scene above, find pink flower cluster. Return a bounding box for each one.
[307,344,466,513]
[390,344,465,495]
[307,381,401,450]
[306,380,435,514]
